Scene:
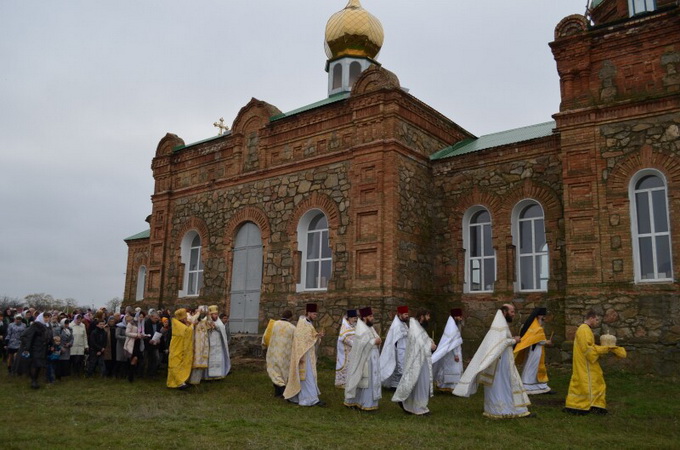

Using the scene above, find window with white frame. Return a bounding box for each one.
[513,201,549,292]
[463,207,496,292]
[297,210,332,291]
[628,0,656,16]
[630,170,673,282]
[136,266,146,301]
[179,231,203,297]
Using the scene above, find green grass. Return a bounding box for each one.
[1,359,678,449]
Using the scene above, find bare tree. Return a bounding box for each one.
[63,298,79,314]
[24,293,56,311]
[0,295,24,311]
[105,297,123,313]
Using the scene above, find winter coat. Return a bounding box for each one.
[20,321,49,367]
[70,322,88,356]
[89,327,107,355]
[124,322,143,357]
[6,322,26,350]
[104,325,116,361]
[59,327,73,360]
[115,325,127,362]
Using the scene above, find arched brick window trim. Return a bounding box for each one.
[224,207,271,249]
[174,217,210,251]
[286,193,341,238]
[503,179,562,223]
[222,207,271,296]
[287,193,342,288]
[608,145,680,192]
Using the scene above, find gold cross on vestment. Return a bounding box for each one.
[213,117,229,136]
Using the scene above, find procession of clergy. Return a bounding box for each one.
[166,302,626,418]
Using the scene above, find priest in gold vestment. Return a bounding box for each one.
[565,310,626,415]
[283,303,325,407]
[189,306,210,385]
[167,308,194,389]
[263,310,295,397]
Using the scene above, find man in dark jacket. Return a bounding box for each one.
[86,319,107,377]
[143,311,163,378]
[20,312,52,389]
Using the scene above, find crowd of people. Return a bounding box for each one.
[0,301,626,418]
[0,305,231,390]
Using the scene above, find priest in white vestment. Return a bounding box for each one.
[263,310,295,398]
[392,310,436,415]
[514,307,553,395]
[284,303,326,407]
[205,305,231,380]
[432,308,464,392]
[453,305,531,419]
[344,307,382,410]
[379,306,410,389]
[335,310,357,388]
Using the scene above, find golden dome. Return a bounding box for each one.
[325,0,384,60]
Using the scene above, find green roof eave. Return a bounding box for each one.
[430,120,557,161]
[173,132,231,153]
[270,92,350,121]
[124,229,150,241]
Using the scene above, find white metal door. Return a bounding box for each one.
[229,222,263,333]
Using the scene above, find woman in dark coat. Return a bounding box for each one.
[20,312,51,389]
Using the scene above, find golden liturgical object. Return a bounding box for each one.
[325,0,384,60]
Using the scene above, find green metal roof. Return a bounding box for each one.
[430,121,556,161]
[124,229,150,241]
[270,92,350,121]
[173,132,230,153]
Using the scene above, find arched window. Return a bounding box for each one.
[297,210,332,291]
[179,231,203,297]
[630,170,673,282]
[349,61,362,88]
[136,266,146,301]
[332,64,343,90]
[513,201,548,292]
[463,207,495,292]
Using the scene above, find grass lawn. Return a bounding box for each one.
[1,358,678,449]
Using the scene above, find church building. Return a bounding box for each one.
[123,0,680,374]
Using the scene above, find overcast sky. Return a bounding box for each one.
[0,0,586,307]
